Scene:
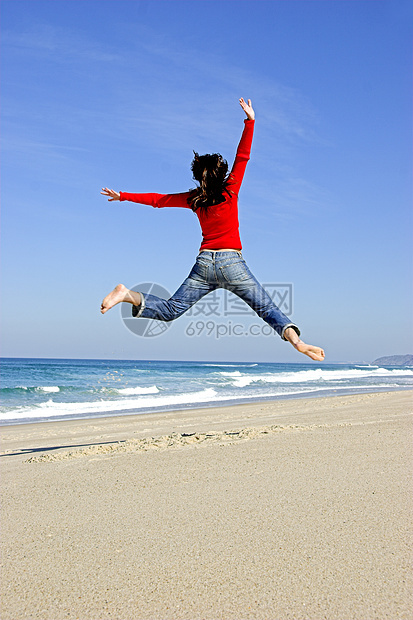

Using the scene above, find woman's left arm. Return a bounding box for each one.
[101,188,191,209]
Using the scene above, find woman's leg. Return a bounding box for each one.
[231,279,324,360]
[135,277,215,322]
[101,254,217,321]
[101,279,215,321]
[219,258,325,361]
[228,277,300,339]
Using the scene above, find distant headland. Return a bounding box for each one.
[372,354,413,366]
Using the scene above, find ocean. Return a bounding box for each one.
[1,358,412,426]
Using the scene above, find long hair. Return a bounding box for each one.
[187,152,231,214]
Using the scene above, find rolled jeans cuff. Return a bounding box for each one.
[131,292,146,318]
[281,323,301,341]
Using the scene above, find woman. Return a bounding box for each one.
[101,98,324,361]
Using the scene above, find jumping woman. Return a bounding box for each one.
[101,98,325,362]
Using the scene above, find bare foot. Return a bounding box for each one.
[101,284,141,314]
[283,328,325,361]
[294,342,325,362]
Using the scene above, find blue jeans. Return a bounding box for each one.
[132,251,300,340]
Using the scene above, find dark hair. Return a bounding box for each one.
[187,152,231,213]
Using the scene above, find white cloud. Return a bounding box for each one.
[2,19,331,214]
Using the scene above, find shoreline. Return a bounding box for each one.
[1,384,411,428]
[1,389,412,459]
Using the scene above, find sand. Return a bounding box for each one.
[1,390,412,619]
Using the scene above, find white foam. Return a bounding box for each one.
[203,363,258,368]
[219,371,243,377]
[35,386,60,393]
[0,388,218,422]
[116,386,159,396]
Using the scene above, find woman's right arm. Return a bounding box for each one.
[226,99,255,194]
[239,97,255,120]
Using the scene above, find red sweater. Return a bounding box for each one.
[120,119,254,251]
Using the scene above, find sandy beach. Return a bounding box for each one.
[1,390,412,619]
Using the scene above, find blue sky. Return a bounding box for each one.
[1,0,412,363]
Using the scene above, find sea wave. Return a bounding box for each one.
[219,367,413,388]
[1,385,63,394]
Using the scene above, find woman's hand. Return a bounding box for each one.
[101,187,120,201]
[239,98,255,120]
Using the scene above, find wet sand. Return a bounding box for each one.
[1,390,412,619]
